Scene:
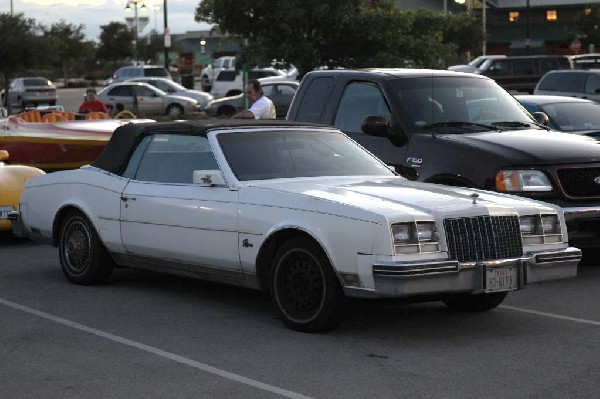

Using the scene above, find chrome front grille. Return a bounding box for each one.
[557,167,600,197]
[443,216,522,262]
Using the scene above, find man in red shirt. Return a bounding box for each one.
[78,88,108,113]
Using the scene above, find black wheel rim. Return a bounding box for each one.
[275,249,325,322]
[62,219,92,275]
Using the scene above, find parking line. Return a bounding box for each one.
[0,297,314,399]
[501,305,600,326]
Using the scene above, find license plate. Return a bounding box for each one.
[0,210,9,220]
[485,266,518,293]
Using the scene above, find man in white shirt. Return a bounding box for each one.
[232,79,276,119]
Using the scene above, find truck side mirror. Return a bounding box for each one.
[362,115,407,147]
[361,115,391,137]
[532,111,549,126]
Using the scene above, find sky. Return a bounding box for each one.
[1,0,213,40]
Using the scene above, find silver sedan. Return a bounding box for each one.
[128,77,213,108]
[97,82,200,116]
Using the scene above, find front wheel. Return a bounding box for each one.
[443,291,507,312]
[270,237,346,332]
[58,211,114,285]
[166,104,184,116]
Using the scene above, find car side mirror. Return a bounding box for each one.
[193,170,226,186]
[532,111,549,126]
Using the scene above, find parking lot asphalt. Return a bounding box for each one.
[1,236,599,399]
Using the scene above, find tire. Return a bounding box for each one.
[216,106,235,118]
[270,237,346,332]
[58,211,114,285]
[443,291,507,312]
[166,104,184,116]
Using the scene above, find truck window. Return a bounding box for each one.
[294,77,335,123]
[333,82,391,133]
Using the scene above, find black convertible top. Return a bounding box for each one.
[92,120,327,175]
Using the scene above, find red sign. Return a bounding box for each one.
[570,38,582,53]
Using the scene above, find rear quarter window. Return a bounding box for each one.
[538,72,586,92]
[294,76,335,123]
[144,68,168,77]
[216,71,237,81]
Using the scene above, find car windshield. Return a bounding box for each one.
[389,76,537,134]
[217,129,396,181]
[539,102,600,131]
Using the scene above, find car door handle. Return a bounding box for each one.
[120,196,136,202]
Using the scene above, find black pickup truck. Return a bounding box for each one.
[286,69,600,251]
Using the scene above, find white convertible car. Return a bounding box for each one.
[11,121,581,332]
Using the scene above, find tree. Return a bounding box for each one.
[0,12,45,112]
[97,22,135,67]
[44,21,89,87]
[195,0,481,74]
[571,5,600,52]
[195,0,408,75]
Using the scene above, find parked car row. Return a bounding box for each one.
[448,53,600,95]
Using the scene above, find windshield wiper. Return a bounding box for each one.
[420,121,499,132]
[491,121,535,128]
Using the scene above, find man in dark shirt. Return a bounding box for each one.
[78,88,108,113]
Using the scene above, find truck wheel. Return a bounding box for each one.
[443,292,507,312]
[58,211,114,285]
[270,237,346,332]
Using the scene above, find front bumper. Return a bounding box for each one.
[345,247,581,298]
[563,206,600,248]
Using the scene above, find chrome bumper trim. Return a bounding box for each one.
[563,206,600,220]
[373,260,458,276]
[346,247,581,298]
[8,210,26,237]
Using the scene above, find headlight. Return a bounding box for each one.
[392,222,439,254]
[519,214,563,244]
[495,170,553,192]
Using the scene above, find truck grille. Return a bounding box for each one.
[557,167,600,197]
[443,216,522,262]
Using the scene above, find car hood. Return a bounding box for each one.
[438,129,600,164]
[243,176,554,222]
[165,94,198,104]
[178,90,212,101]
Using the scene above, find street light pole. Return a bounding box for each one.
[163,0,169,69]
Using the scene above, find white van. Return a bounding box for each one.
[211,68,286,99]
[534,70,600,101]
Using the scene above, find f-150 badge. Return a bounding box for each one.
[406,157,423,167]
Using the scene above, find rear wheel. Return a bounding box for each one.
[216,106,235,118]
[58,211,114,285]
[443,292,507,312]
[270,237,346,332]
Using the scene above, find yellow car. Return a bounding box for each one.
[0,150,45,231]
